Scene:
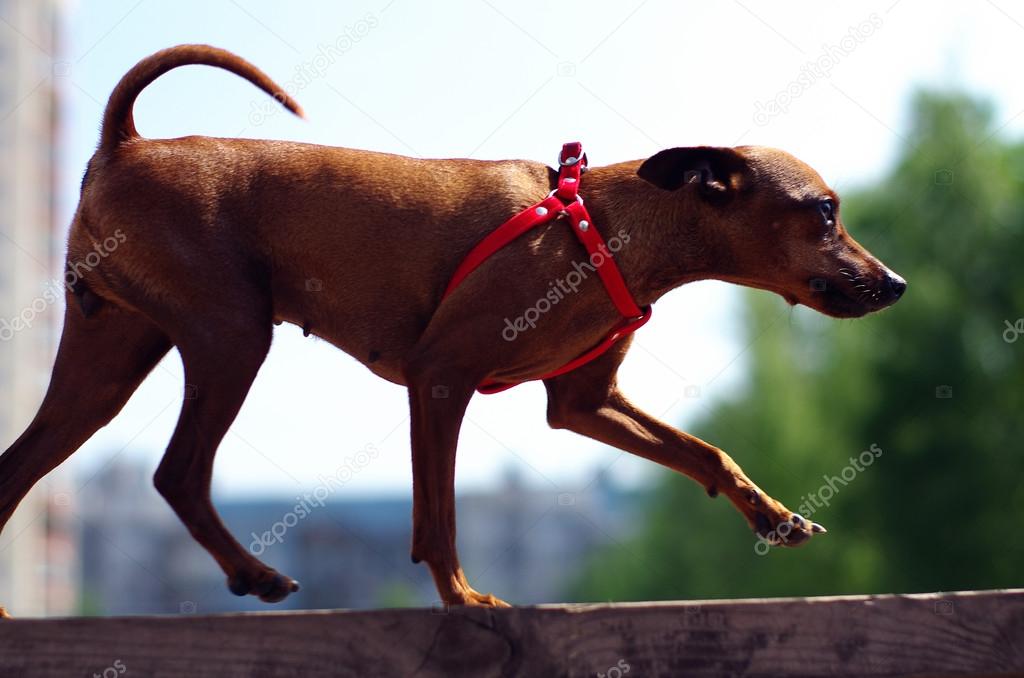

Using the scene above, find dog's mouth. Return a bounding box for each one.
[752,280,869,318]
[801,271,906,319]
[727,269,906,319]
[811,285,872,318]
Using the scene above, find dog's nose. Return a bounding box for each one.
[886,273,907,300]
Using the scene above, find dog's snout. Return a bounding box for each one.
[885,272,907,301]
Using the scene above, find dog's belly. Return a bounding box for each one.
[260,206,461,386]
[269,277,425,386]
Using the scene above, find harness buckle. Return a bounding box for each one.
[558,153,589,170]
[558,143,588,169]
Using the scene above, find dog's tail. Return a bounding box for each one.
[98,44,304,154]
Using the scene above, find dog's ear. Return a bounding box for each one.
[637,146,747,198]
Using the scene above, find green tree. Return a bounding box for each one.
[573,91,1024,601]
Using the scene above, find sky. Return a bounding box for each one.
[28,0,1024,499]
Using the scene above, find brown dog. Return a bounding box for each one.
[0,45,905,610]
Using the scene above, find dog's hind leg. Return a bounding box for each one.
[0,299,171,535]
[151,307,299,603]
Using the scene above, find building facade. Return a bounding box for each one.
[0,0,76,617]
[79,460,641,614]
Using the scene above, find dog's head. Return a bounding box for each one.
[637,145,905,318]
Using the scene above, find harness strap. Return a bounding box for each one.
[442,142,652,394]
[443,194,565,298]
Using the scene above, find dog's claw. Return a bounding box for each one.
[812,522,827,534]
[0,606,11,620]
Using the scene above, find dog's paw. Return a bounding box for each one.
[743,489,826,548]
[441,578,511,608]
[0,606,11,619]
[753,511,826,547]
[227,570,300,603]
[449,588,511,608]
[465,590,511,608]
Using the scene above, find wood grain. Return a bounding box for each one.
[0,589,1022,677]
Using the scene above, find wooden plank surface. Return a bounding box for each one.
[1,589,1022,677]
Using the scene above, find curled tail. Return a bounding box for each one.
[99,44,304,153]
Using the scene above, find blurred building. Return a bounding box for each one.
[0,0,77,616]
[78,459,641,614]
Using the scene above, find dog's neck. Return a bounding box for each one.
[581,161,724,307]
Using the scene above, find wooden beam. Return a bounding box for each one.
[1,589,1022,677]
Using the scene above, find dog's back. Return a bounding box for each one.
[72,45,555,380]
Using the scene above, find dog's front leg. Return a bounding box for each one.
[544,340,824,547]
[404,361,510,607]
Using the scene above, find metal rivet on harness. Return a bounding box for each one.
[578,220,589,232]
[535,206,548,216]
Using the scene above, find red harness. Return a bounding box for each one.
[443,142,652,394]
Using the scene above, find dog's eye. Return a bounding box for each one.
[818,199,836,228]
